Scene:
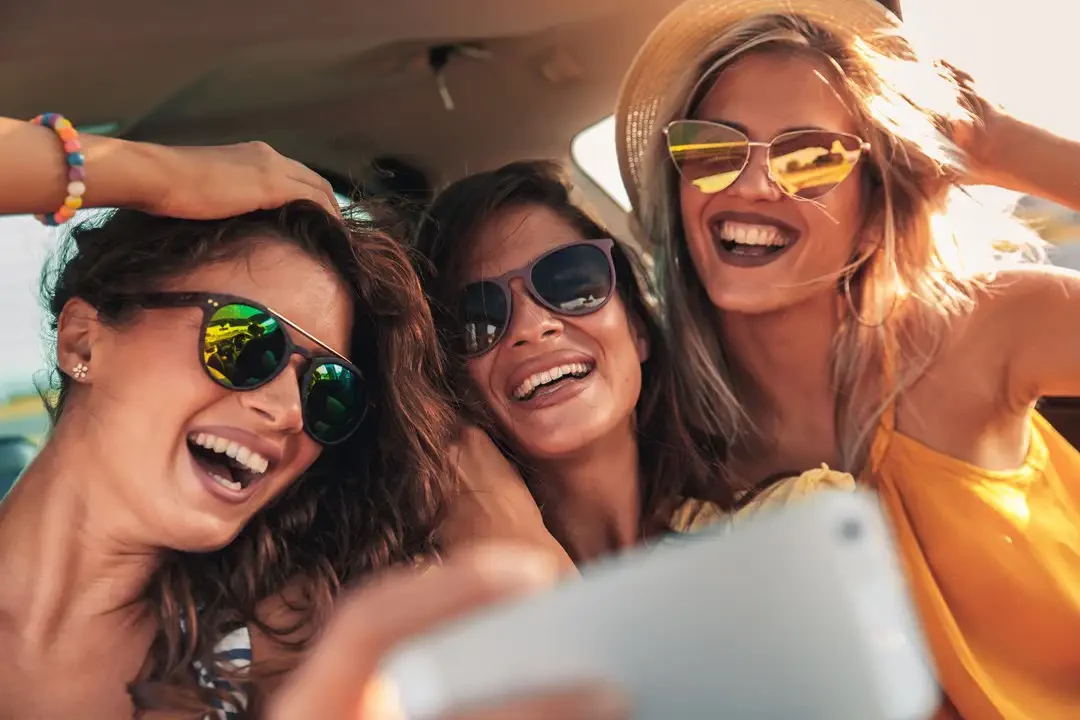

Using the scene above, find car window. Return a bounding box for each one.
[1,215,57,444]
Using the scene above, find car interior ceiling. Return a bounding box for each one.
[0,0,683,200]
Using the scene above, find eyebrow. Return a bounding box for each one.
[700,118,828,137]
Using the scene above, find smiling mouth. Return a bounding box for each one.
[187,433,270,492]
[712,220,797,258]
[512,362,594,402]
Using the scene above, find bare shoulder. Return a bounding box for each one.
[940,266,1075,356]
[918,264,1080,409]
[976,264,1075,317]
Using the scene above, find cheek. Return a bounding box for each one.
[678,179,708,230]
[96,325,215,429]
[810,179,865,260]
[585,305,644,397]
[273,440,322,495]
[677,184,706,250]
[465,356,504,410]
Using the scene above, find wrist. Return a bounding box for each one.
[85,136,171,212]
[977,111,1039,194]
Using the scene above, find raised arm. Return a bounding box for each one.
[979,113,1080,214]
[951,84,1080,400]
[0,115,338,219]
[992,266,1080,401]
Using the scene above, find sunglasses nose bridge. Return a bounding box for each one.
[238,358,306,435]
[727,141,784,199]
[504,282,562,348]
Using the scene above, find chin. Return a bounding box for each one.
[161,516,249,554]
[707,289,789,316]
[517,425,609,461]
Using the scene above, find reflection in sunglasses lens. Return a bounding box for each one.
[667,121,864,198]
[533,244,613,314]
[769,132,864,199]
[204,303,287,388]
[305,360,365,444]
[460,281,509,355]
[667,120,749,194]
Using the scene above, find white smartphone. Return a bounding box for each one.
[380,490,940,719]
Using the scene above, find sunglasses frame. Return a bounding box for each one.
[459,238,617,358]
[101,291,367,445]
[663,119,871,200]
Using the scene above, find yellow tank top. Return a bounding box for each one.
[869,405,1080,719]
[672,409,1080,718]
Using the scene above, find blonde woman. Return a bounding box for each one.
[616,0,1080,717]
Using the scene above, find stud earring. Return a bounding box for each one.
[72,362,88,381]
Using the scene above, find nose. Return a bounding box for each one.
[726,144,783,202]
[237,356,305,434]
[503,280,563,349]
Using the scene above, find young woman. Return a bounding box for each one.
[614,0,1080,717]
[0,117,624,720]
[412,160,730,568]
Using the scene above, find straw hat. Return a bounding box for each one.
[615,0,901,215]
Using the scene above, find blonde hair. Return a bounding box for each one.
[640,14,1045,479]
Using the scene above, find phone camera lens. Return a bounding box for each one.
[839,517,862,542]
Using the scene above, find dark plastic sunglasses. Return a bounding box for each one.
[457,239,616,357]
[101,292,368,445]
[664,119,870,199]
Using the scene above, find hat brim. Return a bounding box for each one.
[615,0,900,216]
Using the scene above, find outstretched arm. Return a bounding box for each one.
[0,115,338,219]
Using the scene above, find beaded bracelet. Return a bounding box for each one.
[30,112,86,227]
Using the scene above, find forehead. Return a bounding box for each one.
[695,50,858,139]
[171,237,353,349]
[465,204,586,282]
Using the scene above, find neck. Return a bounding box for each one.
[0,421,159,650]
[720,292,840,437]
[528,421,642,566]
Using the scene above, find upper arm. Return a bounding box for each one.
[991,266,1080,401]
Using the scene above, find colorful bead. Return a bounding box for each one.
[29,113,86,227]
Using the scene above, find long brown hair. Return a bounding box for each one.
[412,160,734,531]
[39,201,455,716]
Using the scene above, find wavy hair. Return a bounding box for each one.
[639,15,1044,477]
[39,201,455,716]
[413,160,734,529]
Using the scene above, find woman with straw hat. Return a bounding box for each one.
[616,0,1080,717]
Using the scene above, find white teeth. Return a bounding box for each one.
[190,432,270,475]
[513,362,592,400]
[209,472,243,492]
[720,221,788,247]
